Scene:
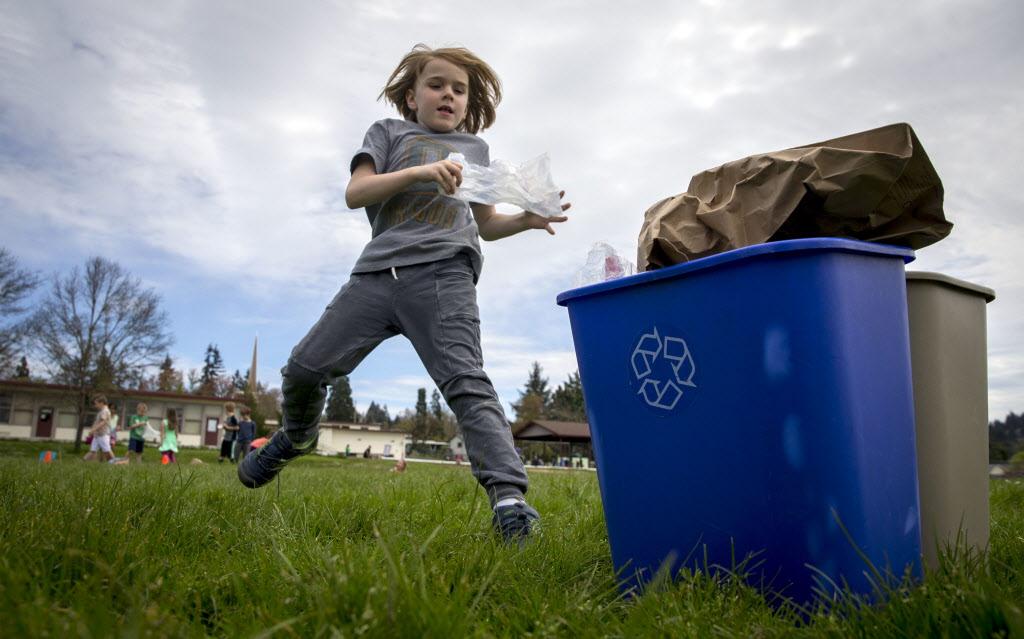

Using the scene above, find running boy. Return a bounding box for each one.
[126,402,149,463]
[83,395,112,462]
[239,44,569,542]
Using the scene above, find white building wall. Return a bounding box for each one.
[0,385,230,449]
[316,427,408,459]
[0,425,32,439]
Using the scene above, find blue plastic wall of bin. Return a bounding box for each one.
[556,238,922,603]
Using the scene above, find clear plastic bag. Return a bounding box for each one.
[444,152,564,218]
[574,242,636,287]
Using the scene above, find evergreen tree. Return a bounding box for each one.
[199,344,224,394]
[990,411,1024,461]
[549,371,587,422]
[427,388,449,439]
[14,356,29,380]
[364,401,391,425]
[231,369,247,392]
[512,362,552,424]
[430,389,443,420]
[157,355,183,392]
[412,388,430,442]
[325,375,357,422]
[513,393,545,427]
[524,362,552,404]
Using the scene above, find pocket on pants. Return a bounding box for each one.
[434,262,483,369]
[434,260,478,321]
[325,276,361,310]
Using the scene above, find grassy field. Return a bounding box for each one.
[1,439,1022,638]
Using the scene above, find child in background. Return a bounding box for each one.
[159,408,179,465]
[238,44,569,543]
[126,402,149,463]
[236,406,256,463]
[219,402,239,464]
[108,402,120,450]
[83,395,113,462]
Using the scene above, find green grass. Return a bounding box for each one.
[1,439,1022,638]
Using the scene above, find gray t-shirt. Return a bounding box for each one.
[349,119,488,280]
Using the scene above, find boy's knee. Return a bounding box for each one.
[441,369,496,401]
[281,359,325,392]
[442,370,505,421]
[279,359,329,442]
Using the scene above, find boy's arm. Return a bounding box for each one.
[346,156,464,210]
[471,196,570,241]
[89,411,109,436]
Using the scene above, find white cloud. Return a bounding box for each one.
[2,0,1022,421]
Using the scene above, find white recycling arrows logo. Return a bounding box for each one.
[631,326,696,411]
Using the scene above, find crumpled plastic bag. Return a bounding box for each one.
[144,423,161,443]
[574,242,636,287]
[444,152,564,218]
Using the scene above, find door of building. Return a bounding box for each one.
[36,407,54,438]
[204,416,220,447]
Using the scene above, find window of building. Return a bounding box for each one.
[0,394,11,423]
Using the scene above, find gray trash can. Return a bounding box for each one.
[905,271,996,570]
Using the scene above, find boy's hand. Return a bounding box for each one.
[415,160,463,195]
[525,191,571,235]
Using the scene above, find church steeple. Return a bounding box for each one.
[248,336,258,392]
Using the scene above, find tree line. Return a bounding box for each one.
[990,411,1024,462]
[3,248,589,451]
[322,361,587,445]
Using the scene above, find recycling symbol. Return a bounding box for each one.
[631,326,697,411]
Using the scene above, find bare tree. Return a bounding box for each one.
[0,247,41,375]
[27,257,173,450]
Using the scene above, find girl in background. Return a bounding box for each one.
[159,408,180,465]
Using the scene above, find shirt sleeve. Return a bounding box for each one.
[350,120,391,175]
[482,139,490,167]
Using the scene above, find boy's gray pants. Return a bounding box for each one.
[279,253,528,505]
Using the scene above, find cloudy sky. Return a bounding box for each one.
[1,0,1021,422]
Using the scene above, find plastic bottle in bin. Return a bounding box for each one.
[574,242,636,287]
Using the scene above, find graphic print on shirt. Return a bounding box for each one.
[380,136,464,231]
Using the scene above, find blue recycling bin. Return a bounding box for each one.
[557,238,922,603]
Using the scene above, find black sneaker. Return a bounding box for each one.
[492,501,540,544]
[237,430,311,488]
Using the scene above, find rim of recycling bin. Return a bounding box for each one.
[906,271,995,303]
[556,238,915,306]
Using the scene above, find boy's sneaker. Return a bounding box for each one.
[492,501,540,544]
[237,430,310,488]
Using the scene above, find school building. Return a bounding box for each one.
[0,379,235,448]
[316,421,409,459]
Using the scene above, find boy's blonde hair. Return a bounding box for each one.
[224,402,235,412]
[380,44,501,135]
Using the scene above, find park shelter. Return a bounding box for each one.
[513,420,593,465]
[0,379,234,448]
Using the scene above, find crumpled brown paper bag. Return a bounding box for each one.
[637,123,952,270]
